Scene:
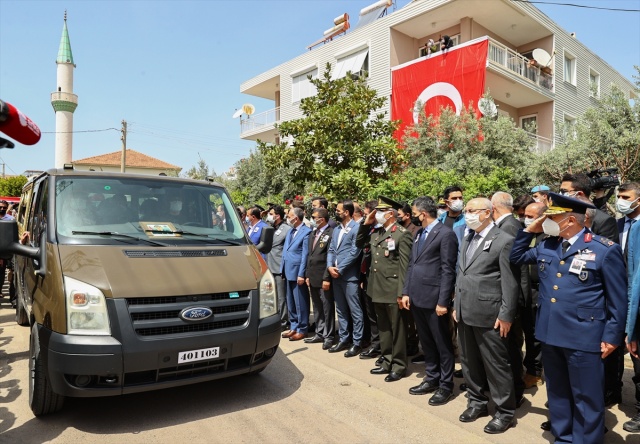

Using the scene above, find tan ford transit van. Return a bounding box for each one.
[1,169,278,416]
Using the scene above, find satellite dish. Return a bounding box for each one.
[532,48,552,67]
[478,98,497,117]
[242,104,255,116]
[232,109,243,119]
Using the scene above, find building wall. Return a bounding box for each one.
[519,101,554,140]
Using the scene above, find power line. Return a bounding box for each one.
[511,0,640,12]
[0,156,18,176]
[41,128,119,134]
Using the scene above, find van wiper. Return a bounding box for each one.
[72,231,168,247]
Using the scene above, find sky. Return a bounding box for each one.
[0,0,638,177]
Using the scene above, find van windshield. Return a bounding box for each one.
[54,176,249,246]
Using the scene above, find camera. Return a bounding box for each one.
[587,168,620,191]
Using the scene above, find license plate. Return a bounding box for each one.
[178,347,220,364]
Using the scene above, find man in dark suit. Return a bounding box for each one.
[280,207,312,342]
[401,196,458,405]
[359,199,382,360]
[511,192,627,443]
[305,208,335,349]
[266,205,292,331]
[454,197,519,434]
[356,196,413,382]
[327,200,363,357]
[491,191,528,406]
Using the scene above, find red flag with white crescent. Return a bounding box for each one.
[391,37,488,142]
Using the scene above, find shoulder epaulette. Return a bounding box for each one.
[597,236,615,247]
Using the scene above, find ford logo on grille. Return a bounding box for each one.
[180,307,213,322]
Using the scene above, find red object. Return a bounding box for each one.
[0,100,41,145]
[585,232,592,243]
[391,38,489,142]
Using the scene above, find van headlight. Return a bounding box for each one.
[64,276,111,335]
[259,269,277,319]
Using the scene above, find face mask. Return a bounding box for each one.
[449,200,464,212]
[437,209,447,218]
[170,201,182,212]
[245,216,251,225]
[0,209,7,216]
[616,198,639,215]
[542,216,568,237]
[266,214,275,224]
[411,215,422,226]
[335,213,343,223]
[562,191,578,197]
[287,218,296,226]
[309,219,317,229]
[533,198,541,203]
[518,217,525,223]
[464,213,483,230]
[524,217,535,228]
[217,211,224,218]
[375,212,387,226]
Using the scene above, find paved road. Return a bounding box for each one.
[0,301,638,443]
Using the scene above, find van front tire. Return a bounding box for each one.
[29,325,64,416]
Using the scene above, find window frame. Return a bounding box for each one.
[563,50,577,86]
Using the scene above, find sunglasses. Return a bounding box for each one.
[0,207,8,210]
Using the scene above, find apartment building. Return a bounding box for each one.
[239,0,636,153]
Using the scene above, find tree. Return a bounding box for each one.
[258,63,402,201]
[0,176,28,196]
[184,157,217,181]
[228,149,290,206]
[538,80,640,184]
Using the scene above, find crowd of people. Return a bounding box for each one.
[238,174,640,442]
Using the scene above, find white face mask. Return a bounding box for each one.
[437,209,447,218]
[375,212,388,226]
[170,201,182,212]
[449,200,464,213]
[616,197,639,215]
[464,213,483,230]
[524,217,535,228]
[533,198,541,203]
[217,211,224,218]
[266,214,275,224]
[542,216,568,237]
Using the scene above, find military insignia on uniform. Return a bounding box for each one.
[579,270,589,281]
[319,243,325,248]
[483,240,492,251]
[597,237,613,247]
[608,241,614,246]
[539,262,545,272]
[584,232,592,242]
[322,234,330,243]
[384,250,390,257]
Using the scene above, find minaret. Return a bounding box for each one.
[51,11,78,168]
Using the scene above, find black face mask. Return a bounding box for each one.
[335,213,343,223]
[0,209,6,216]
[411,215,422,226]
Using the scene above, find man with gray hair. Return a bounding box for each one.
[454,197,519,434]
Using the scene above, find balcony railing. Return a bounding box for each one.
[488,39,553,92]
[527,132,554,153]
[240,107,280,135]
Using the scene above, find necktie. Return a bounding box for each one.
[291,227,297,239]
[313,230,321,249]
[417,229,428,253]
[562,240,571,254]
[465,233,482,263]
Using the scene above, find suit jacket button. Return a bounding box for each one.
[560,261,565,265]
[374,260,378,264]
[556,273,562,278]
[373,269,377,272]
[551,298,557,303]
[553,285,558,290]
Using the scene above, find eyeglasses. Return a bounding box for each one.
[465,208,488,214]
[0,207,8,210]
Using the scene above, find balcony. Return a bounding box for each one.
[240,107,280,142]
[527,133,554,154]
[488,38,553,92]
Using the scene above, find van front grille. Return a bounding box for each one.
[126,290,252,337]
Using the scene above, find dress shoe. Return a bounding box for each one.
[344,345,362,358]
[328,341,351,353]
[375,356,384,366]
[384,371,404,382]
[359,347,381,359]
[453,369,464,378]
[322,340,334,350]
[624,413,640,433]
[483,417,514,434]
[523,373,544,388]
[429,388,453,406]
[370,367,390,375]
[410,354,425,364]
[540,420,551,431]
[281,330,294,338]
[409,380,439,395]
[459,406,489,423]
[604,390,622,407]
[459,383,468,392]
[516,396,525,408]
[289,332,305,341]
[303,335,324,344]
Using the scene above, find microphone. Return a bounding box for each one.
[0,100,41,145]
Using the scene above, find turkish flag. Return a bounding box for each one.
[391,38,488,142]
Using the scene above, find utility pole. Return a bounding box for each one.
[120,119,127,173]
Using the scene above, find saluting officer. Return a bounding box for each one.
[510,192,627,444]
[356,196,413,382]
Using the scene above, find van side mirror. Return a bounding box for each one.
[0,220,40,260]
[256,226,274,255]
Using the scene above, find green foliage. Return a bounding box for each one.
[258,63,401,201]
[0,176,28,196]
[183,157,217,180]
[228,149,290,207]
[537,83,640,184]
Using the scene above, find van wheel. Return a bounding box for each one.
[15,299,29,326]
[29,324,64,416]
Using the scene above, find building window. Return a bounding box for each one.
[419,35,459,57]
[563,114,577,139]
[589,68,600,97]
[291,68,318,103]
[563,51,576,85]
[333,47,369,80]
[520,115,537,134]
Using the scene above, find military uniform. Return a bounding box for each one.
[510,193,627,443]
[356,219,413,375]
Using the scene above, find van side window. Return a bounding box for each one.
[18,183,33,226]
[29,179,48,247]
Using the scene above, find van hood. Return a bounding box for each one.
[57,245,262,298]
